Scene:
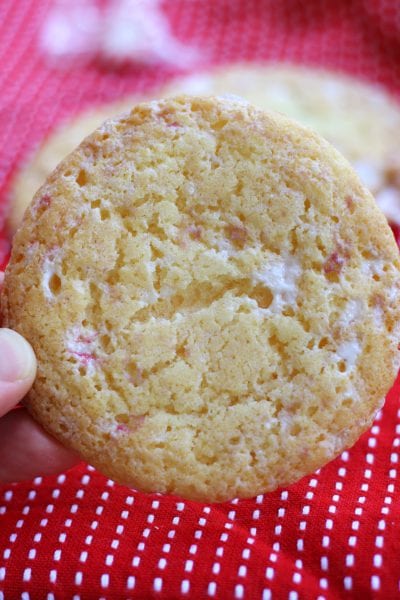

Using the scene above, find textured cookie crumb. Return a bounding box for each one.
[2,96,400,502]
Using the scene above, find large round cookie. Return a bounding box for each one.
[2,96,400,502]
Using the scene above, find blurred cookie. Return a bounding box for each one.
[164,64,400,224]
[7,98,136,235]
[3,96,400,501]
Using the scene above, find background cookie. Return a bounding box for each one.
[165,64,400,224]
[8,65,400,235]
[2,96,400,502]
[7,97,138,235]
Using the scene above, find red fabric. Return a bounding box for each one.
[1,1,400,598]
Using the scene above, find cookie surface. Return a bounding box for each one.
[2,96,400,502]
[165,64,400,224]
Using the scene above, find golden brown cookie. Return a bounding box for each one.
[2,96,400,502]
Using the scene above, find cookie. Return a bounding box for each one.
[7,98,137,235]
[164,64,400,224]
[2,96,400,502]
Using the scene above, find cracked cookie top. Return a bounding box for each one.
[2,96,400,501]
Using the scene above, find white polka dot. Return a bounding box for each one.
[344,576,352,590]
[198,517,207,526]
[281,490,289,499]
[79,551,88,563]
[185,560,193,573]
[216,547,224,557]
[325,519,333,530]
[220,533,228,542]
[212,563,220,575]
[348,536,357,547]
[375,536,384,548]
[151,500,159,509]
[262,591,271,600]
[305,492,313,500]
[96,506,103,516]
[101,574,109,588]
[57,474,66,484]
[378,520,386,531]
[341,451,349,461]
[293,573,301,584]
[320,578,328,590]
[162,544,170,553]
[181,580,190,594]
[364,469,372,479]
[59,533,66,543]
[266,567,274,580]
[53,549,61,561]
[299,521,306,531]
[90,521,98,530]
[189,544,197,555]
[373,554,382,568]
[335,482,343,491]
[346,554,354,567]
[45,504,54,514]
[321,557,328,571]
[0,568,5,581]
[121,511,129,519]
[47,595,54,600]
[389,469,397,478]
[238,565,247,577]
[194,530,202,540]
[49,570,57,583]
[253,510,260,519]
[228,511,236,520]
[75,572,83,585]
[158,558,167,570]
[354,508,362,516]
[207,582,217,596]
[21,593,30,600]
[270,553,277,563]
[352,521,360,531]
[338,468,346,477]
[101,492,109,501]
[142,528,151,538]
[289,592,298,600]
[153,577,163,592]
[132,556,140,567]
[28,549,36,560]
[176,502,185,511]
[274,525,282,535]
[147,514,155,524]
[167,531,175,539]
[242,548,250,559]
[371,575,380,591]
[111,540,119,550]
[234,584,244,599]
[297,539,304,551]
[64,519,72,528]
[116,525,124,535]
[127,576,135,590]
[16,520,24,528]
[172,517,180,525]
[105,555,113,567]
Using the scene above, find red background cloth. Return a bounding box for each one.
[1,1,400,598]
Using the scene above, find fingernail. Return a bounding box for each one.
[0,328,36,382]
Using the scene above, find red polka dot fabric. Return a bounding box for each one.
[1,1,400,598]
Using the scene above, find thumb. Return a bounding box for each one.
[0,328,37,416]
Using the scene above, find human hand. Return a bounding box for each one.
[0,272,80,483]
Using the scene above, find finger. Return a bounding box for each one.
[0,408,81,483]
[0,328,37,416]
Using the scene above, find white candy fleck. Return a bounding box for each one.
[253,255,301,313]
[336,340,361,370]
[337,299,363,328]
[42,250,62,300]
